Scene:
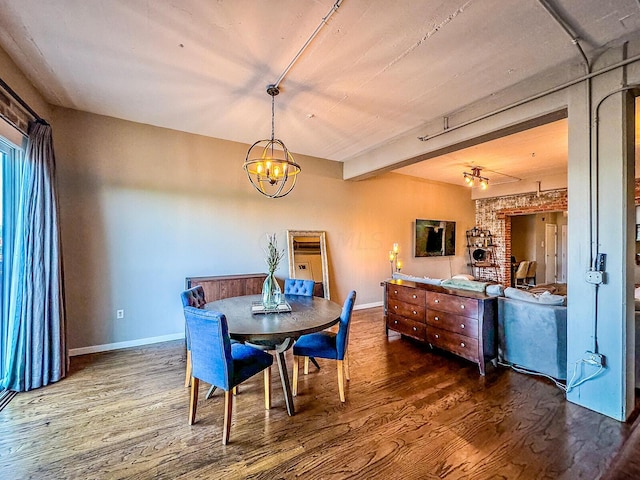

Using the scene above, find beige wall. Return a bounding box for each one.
[51,107,475,350]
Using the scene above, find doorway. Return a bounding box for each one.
[510,211,567,287]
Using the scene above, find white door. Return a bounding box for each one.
[545,224,557,284]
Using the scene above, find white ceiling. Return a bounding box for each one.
[1,0,639,184]
[396,118,569,186]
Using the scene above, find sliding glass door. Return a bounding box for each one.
[0,138,14,391]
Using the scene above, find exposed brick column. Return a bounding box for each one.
[475,190,568,285]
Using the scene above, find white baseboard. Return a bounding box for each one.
[70,302,383,356]
[69,332,185,357]
[354,301,383,310]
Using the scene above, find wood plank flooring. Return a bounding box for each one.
[0,307,636,479]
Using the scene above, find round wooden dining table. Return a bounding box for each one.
[205,294,342,416]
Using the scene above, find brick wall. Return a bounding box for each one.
[474,189,568,285]
[0,87,30,135]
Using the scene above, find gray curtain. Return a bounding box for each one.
[1,120,66,391]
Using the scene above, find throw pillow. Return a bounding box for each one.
[451,273,475,281]
[504,287,566,306]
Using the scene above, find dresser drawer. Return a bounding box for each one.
[427,327,479,363]
[426,292,479,318]
[388,283,425,306]
[388,313,426,341]
[388,299,425,323]
[427,310,479,338]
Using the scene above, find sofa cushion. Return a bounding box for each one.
[504,287,566,306]
[486,284,505,297]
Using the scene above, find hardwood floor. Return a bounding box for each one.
[1,307,637,479]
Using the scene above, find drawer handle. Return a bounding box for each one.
[394,320,398,324]
[460,305,465,309]
[461,324,465,329]
[460,342,466,348]
[434,316,439,321]
[394,305,398,309]
[435,334,439,339]
[413,327,417,331]
[394,290,398,294]
[412,294,417,299]
[435,299,439,303]
[412,310,417,315]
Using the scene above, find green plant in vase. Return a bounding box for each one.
[262,233,285,308]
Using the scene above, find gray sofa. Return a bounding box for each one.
[497,288,567,380]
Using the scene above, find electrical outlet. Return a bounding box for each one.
[116,309,124,319]
[585,270,603,284]
[584,351,605,367]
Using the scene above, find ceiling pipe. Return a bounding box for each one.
[273,0,343,89]
[538,0,590,67]
[417,49,640,144]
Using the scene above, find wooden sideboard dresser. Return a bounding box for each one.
[383,279,497,375]
[185,273,267,302]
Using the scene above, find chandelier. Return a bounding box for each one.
[463,167,489,189]
[243,85,301,198]
[243,0,343,198]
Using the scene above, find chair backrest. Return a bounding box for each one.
[181,285,207,308]
[183,306,233,390]
[526,261,537,277]
[336,290,357,360]
[284,278,315,296]
[515,261,530,279]
[181,286,207,349]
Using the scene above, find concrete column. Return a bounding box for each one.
[567,45,636,420]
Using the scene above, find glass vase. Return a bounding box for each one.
[262,272,282,309]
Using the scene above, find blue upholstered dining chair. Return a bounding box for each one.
[284,278,322,372]
[292,290,357,402]
[284,278,316,296]
[183,306,273,444]
[181,286,207,388]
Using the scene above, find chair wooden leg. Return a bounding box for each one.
[184,350,192,388]
[344,351,350,381]
[304,356,309,375]
[292,355,299,396]
[264,367,271,409]
[337,360,345,402]
[188,377,199,425]
[222,390,233,445]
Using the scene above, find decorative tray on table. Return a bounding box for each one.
[251,301,292,314]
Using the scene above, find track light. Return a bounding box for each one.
[462,167,489,189]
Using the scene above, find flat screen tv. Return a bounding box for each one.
[415,219,456,257]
